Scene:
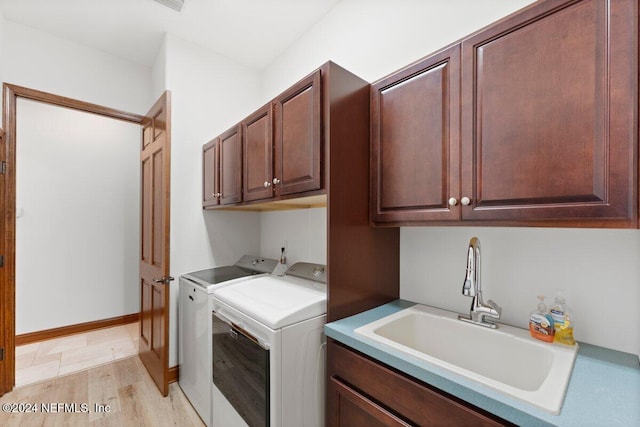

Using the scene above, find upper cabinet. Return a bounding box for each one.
[205,67,326,209]
[371,45,460,223]
[274,70,322,197]
[219,126,243,205]
[460,0,637,226]
[242,70,322,204]
[243,104,274,202]
[202,125,242,207]
[202,138,218,207]
[371,0,638,228]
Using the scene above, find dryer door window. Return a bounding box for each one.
[212,312,270,426]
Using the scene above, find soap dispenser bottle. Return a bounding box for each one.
[272,246,288,276]
[549,292,576,346]
[529,296,555,342]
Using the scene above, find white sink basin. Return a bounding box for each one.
[354,304,578,414]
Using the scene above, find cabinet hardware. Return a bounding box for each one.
[272,177,281,185]
[448,198,458,206]
[263,181,271,188]
[461,197,471,206]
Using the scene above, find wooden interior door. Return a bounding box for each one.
[139,91,172,397]
[0,127,7,397]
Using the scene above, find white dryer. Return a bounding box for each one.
[179,255,278,426]
[211,262,327,427]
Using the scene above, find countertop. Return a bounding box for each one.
[324,300,640,427]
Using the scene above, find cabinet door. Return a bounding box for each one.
[274,69,322,196]
[328,378,412,427]
[461,0,637,225]
[327,341,512,427]
[243,105,274,202]
[219,125,242,205]
[371,45,461,224]
[202,138,219,207]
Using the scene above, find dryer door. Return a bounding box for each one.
[212,312,270,426]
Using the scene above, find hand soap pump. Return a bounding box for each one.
[529,296,555,342]
[550,292,576,346]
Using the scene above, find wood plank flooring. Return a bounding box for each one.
[0,356,205,427]
[16,323,140,387]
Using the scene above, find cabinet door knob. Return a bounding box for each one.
[272,177,281,185]
[461,196,471,206]
[448,197,458,206]
[263,181,271,188]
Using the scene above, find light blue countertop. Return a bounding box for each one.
[324,300,640,427]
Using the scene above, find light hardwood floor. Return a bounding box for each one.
[0,356,205,427]
[16,323,140,387]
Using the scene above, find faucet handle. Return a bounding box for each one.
[487,299,502,316]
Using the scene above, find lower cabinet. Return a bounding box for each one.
[327,340,514,427]
[329,377,412,427]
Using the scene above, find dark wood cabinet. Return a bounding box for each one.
[202,125,242,207]
[242,70,322,203]
[371,44,460,224]
[327,340,514,427]
[202,138,218,207]
[205,69,324,207]
[460,0,637,226]
[328,378,411,427]
[218,125,242,205]
[371,0,638,227]
[208,63,375,210]
[274,69,322,196]
[243,104,273,202]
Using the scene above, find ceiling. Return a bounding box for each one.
[0,0,341,69]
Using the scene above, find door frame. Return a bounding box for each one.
[0,83,144,395]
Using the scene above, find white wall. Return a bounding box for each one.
[16,98,140,333]
[262,0,535,98]
[2,20,151,335]
[3,21,150,113]
[154,35,265,366]
[401,227,640,355]
[261,0,640,356]
[260,208,327,266]
[0,8,5,83]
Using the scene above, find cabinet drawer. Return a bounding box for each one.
[328,341,513,426]
[329,377,413,427]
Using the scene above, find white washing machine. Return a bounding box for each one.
[179,255,278,426]
[211,262,327,427]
